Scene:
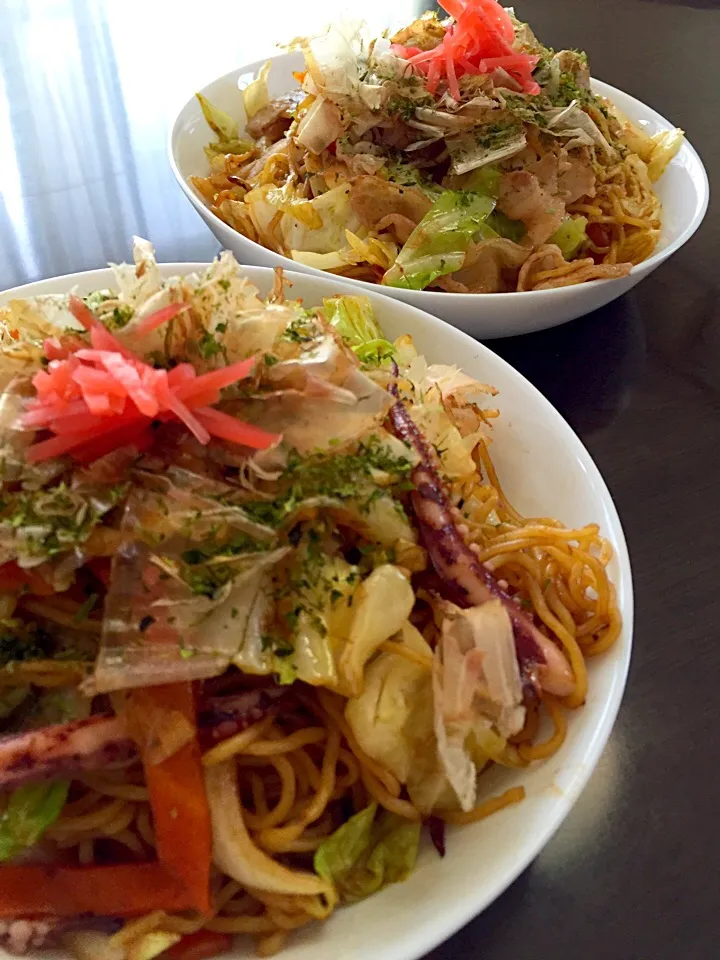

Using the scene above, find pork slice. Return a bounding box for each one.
[245,92,303,142]
[349,175,432,230]
[497,170,565,245]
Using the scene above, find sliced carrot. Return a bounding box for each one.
[0,562,55,597]
[131,684,212,915]
[0,863,194,918]
[194,406,280,450]
[0,689,211,918]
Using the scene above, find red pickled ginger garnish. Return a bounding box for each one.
[392,0,540,100]
[21,295,280,463]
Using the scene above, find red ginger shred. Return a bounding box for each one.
[392,0,540,100]
[21,295,280,463]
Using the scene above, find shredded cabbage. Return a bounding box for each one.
[383,191,495,291]
[446,127,527,175]
[297,19,375,103]
[404,354,497,404]
[609,104,682,180]
[88,477,286,694]
[433,601,524,811]
[109,236,164,312]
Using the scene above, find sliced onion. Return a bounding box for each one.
[205,760,332,896]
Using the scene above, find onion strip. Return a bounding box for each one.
[205,760,333,897]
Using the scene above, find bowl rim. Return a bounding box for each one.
[0,262,634,960]
[168,54,709,303]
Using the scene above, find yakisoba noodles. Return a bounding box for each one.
[0,240,619,958]
[191,0,683,296]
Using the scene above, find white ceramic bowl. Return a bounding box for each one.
[169,51,708,339]
[0,264,633,960]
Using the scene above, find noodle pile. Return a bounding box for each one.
[190,6,683,296]
[19,434,621,957]
[570,155,661,267]
[0,240,624,958]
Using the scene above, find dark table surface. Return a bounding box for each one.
[1,0,718,957]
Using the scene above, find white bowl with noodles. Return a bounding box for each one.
[168,50,708,339]
[0,262,632,960]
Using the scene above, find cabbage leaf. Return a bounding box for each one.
[196,93,238,142]
[459,164,501,198]
[0,781,69,862]
[339,565,415,696]
[242,61,271,120]
[314,802,420,902]
[247,183,360,256]
[647,128,684,182]
[383,191,495,291]
[550,215,588,260]
[196,93,253,158]
[322,295,394,363]
[345,623,433,783]
[485,210,526,243]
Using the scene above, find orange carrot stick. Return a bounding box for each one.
[130,684,213,915]
[0,863,192,918]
